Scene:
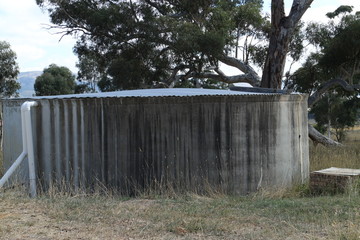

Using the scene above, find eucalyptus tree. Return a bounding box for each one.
[36,0,269,90]
[35,0,316,90]
[289,6,360,145]
[76,54,100,92]
[0,41,20,149]
[309,95,359,142]
[34,64,76,96]
[0,41,20,98]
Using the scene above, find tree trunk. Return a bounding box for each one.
[261,0,313,89]
[261,0,288,89]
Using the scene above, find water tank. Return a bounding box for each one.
[2,88,309,195]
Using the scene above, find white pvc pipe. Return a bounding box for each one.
[21,101,38,197]
[0,152,27,188]
[21,101,28,151]
[0,101,29,188]
[0,101,38,197]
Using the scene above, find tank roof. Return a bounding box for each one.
[14,88,288,100]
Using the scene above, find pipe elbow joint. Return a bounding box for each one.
[21,101,38,112]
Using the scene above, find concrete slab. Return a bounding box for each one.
[310,167,360,194]
[312,167,360,176]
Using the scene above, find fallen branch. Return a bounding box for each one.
[308,124,342,147]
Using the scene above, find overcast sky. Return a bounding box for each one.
[0,0,77,73]
[0,0,359,74]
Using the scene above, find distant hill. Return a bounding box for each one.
[17,71,42,97]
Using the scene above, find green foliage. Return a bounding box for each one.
[37,0,268,90]
[76,54,101,92]
[74,83,92,94]
[288,22,306,62]
[174,77,229,89]
[304,6,360,83]
[326,5,353,19]
[310,94,359,142]
[288,53,323,93]
[319,21,360,84]
[34,64,76,96]
[313,123,327,135]
[289,7,360,142]
[0,41,20,98]
[305,22,333,49]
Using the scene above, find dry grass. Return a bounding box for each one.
[346,126,360,141]
[2,187,360,239]
[1,127,360,239]
[310,128,360,171]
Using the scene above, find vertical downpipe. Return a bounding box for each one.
[22,101,38,197]
[80,101,86,187]
[101,99,105,183]
[72,100,79,191]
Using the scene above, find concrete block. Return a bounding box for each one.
[310,167,360,194]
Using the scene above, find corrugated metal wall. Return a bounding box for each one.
[3,94,309,195]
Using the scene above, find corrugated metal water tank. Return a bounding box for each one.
[2,88,309,195]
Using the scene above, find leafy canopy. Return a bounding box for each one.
[0,41,20,98]
[310,94,359,142]
[36,0,267,90]
[289,6,360,140]
[290,6,360,92]
[34,64,76,96]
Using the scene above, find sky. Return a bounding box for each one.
[0,0,359,74]
[0,0,77,73]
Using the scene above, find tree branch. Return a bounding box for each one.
[217,54,261,86]
[143,0,167,16]
[165,65,190,88]
[189,71,260,85]
[308,78,360,107]
[129,0,140,23]
[288,0,314,26]
[308,124,342,147]
[271,0,285,26]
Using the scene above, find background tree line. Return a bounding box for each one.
[289,5,360,143]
